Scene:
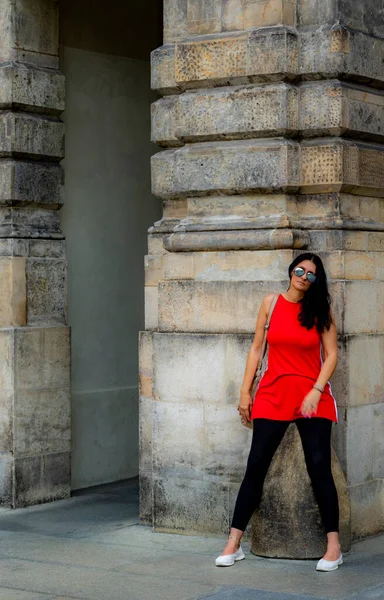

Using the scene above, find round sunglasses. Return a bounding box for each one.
[292,266,316,283]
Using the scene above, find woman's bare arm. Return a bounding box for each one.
[238,294,275,421]
[301,315,338,416]
[317,317,338,389]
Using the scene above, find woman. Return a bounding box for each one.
[215,253,342,572]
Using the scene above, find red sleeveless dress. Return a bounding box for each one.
[251,294,338,422]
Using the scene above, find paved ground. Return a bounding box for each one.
[0,479,382,600]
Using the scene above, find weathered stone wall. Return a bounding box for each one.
[0,0,70,507]
[142,0,384,541]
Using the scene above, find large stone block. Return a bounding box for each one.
[0,454,13,506]
[0,207,62,239]
[139,471,153,525]
[14,327,70,390]
[139,396,153,473]
[162,249,292,282]
[152,139,300,199]
[373,403,384,479]
[144,255,164,287]
[204,404,250,482]
[0,64,65,115]
[14,388,71,458]
[153,401,204,479]
[300,139,384,197]
[176,28,298,87]
[153,26,384,95]
[346,404,374,486]
[158,280,283,333]
[139,332,153,398]
[187,0,221,36]
[164,0,296,42]
[0,329,14,390]
[348,335,384,406]
[299,81,384,142]
[153,333,252,405]
[164,0,188,43]
[0,257,26,326]
[162,194,295,229]
[0,391,13,452]
[224,0,295,30]
[151,45,179,95]
[298,0,380,38]
[151,95,181,147]
[163,252,195,280]
[153,138,384,201]
[26,258,67,325]
[152,28,298,93]
[332,406,347,472]
[13,0,59,68]
[29,239,66,258]
[0,112,64,160]
[300,26,384,88]
[153,476,229,534]
[344,281,383,334]
[0,160,63,206]
[286,194,384,231]
[153,81,384,147]
[144,286,158,331]
[152,84,298,146]
[14,451,70,508]
[349,479,384,539]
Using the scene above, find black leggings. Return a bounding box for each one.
[231,418,339,533]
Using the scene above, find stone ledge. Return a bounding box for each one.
[0,239,66,258]
[0,207,63,239]
[301,139,384,196]
[0,160,63,206]
[152,81,384,146]
[152,138,384,199]
[163,229,309,251]
[151,139,300,199]
[299,26,384,88]
[152,83,298,145]
[152,27,298,94]
[151,194,384,235]
[0,112,64,161]
[0,65,65,116]
[152,26,384,95]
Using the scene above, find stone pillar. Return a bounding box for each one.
[0,0,70,507]
[141,0,384,543]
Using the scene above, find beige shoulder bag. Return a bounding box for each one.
[243,293,279,429]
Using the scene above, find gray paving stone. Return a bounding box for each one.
[0,480,382,600]
[0,588,55,599]
[343,553,384,575]
[199,589,329,600]
[347,583,384,599]
[0,558,218,600]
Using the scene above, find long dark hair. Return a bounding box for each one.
[288,253,332,333]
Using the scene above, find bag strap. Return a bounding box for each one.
[257,293,279,370]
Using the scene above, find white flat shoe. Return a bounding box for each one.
[316,554,343,572]
[215,545,245,567]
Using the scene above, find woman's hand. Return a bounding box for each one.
[238,390,253,424]
[300,388,322,418]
